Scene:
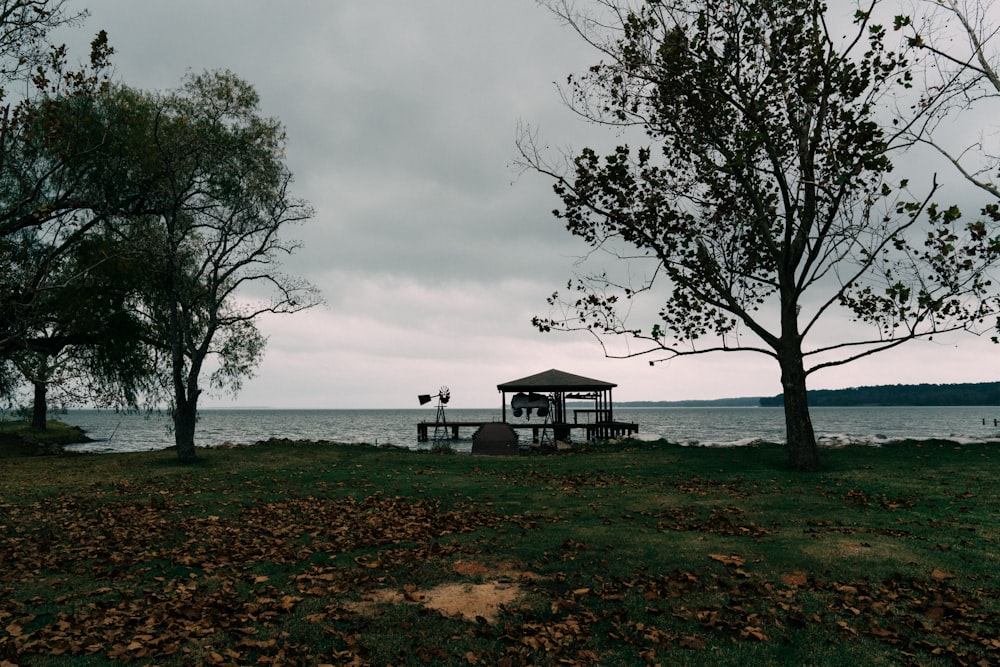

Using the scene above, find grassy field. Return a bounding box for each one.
[1,430,998,666]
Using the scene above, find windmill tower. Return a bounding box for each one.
[418,386,451,449]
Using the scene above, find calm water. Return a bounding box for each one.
[54,405,1000,454]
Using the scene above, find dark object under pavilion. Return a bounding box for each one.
[497,368,637,442]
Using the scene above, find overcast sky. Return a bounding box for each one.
[55,1,1000,409]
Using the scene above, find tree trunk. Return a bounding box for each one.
[173,397,198,464]
[779,352,821,471]
[31,380,47,430]
[167,280,200,463]
[172,351,203,464]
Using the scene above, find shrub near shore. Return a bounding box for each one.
[1,438,998,665]
[0,420,91,457]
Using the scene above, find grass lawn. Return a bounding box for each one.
[1,433,998,665]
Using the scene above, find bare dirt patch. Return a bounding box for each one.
[347,560,536,623]
[349,581,524,623]
[421,581,523,621]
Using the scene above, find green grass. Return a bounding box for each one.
[1,436,998,665]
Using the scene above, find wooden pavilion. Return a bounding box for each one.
[417,368,638,446]
[496,368,638,442]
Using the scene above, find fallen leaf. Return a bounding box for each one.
[924,606,945,619]
[679,635,706,649]
[708,553,745,567]
[781,571,808,587]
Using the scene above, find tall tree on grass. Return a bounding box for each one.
[1,36,165,418]
[6,227,154,428]
[520,0,1000,470]
[128,71,321,464]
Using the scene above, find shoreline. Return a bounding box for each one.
[9,404,1000,456]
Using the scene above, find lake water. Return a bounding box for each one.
[54,405,1000,454]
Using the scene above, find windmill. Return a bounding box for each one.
[418,386,451,447]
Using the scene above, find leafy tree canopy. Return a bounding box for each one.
[521,0,1000,469]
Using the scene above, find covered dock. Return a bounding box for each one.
[416,368,639,446]
[497,368,638,442]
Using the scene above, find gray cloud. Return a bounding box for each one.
[47,1,1000,408]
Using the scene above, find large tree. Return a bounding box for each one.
[122,71,321,464]
[0,8,320,444]
[6,226,154,428]
[1,35,167,418]
[521,0,1000,470]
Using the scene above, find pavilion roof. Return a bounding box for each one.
[497,368,617,392]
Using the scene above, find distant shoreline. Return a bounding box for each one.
[626,380,1000,408]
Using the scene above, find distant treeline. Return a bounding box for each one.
[760,382,1000,407]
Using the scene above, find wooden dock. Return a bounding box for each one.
[416,420,639,443]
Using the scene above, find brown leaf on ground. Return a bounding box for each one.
[0,490,530,664]
[708,553,746,567]
[781,571,808,587]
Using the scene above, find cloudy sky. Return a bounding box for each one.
[55,1,999,408]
